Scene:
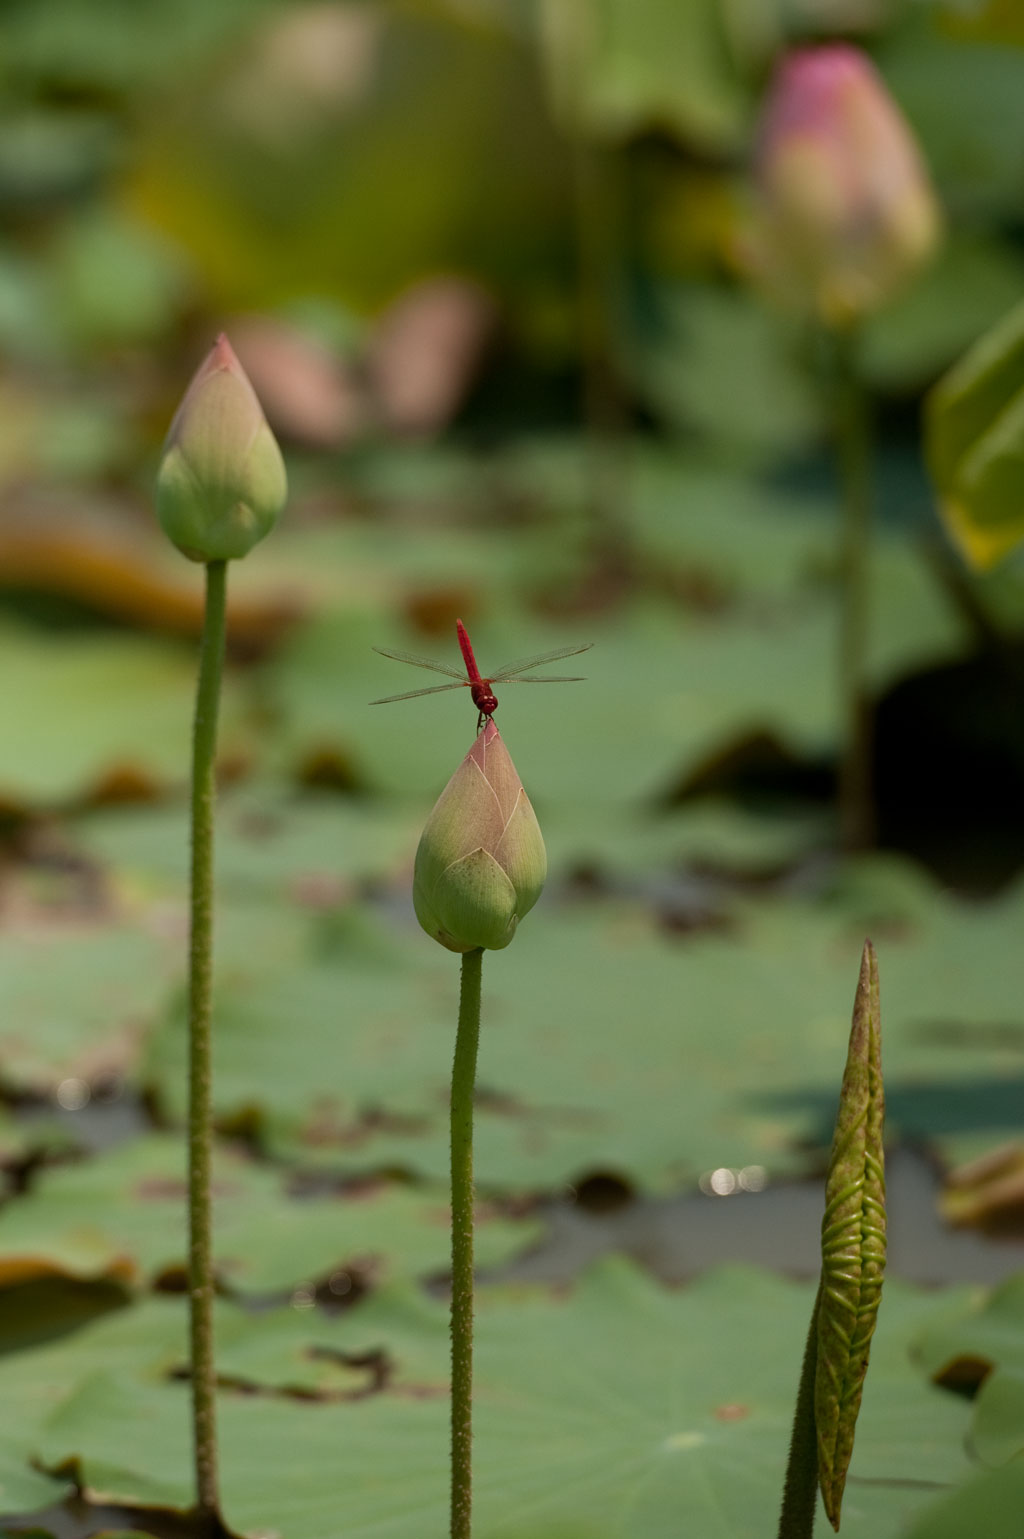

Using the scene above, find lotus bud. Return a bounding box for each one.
[156,333,287,562]
[750,44,940,327]
[413,721,546,953]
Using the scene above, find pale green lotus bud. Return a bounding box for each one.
[156,332,287,562]
[750,45,941,327]
[413,720,546,953]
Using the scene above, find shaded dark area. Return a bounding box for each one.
[666,643,1024,895]
[874,644,1024,891]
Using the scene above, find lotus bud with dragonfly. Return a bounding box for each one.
[371,619,593,730]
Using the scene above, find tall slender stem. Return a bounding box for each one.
[188,558,227,1528]
[450,946,484,1539]
[570,130,630,572]
[834,325,874,852]
[778,1286,822,1539]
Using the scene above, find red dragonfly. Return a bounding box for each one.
[372,619,593,730]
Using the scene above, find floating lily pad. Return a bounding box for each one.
[141,873,1024,1192]
[915,1274,1024,1386]
[913,1271,1024,1475]
[0,624,253,808]
[903,1459,1024,1539]
[73,790,424,902]
[0,1135,538,1294]
[269,599,840,808]
[0,919,168,1095]
[30,1263,972,1539]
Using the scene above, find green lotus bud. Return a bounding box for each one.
[156,332,287,562]
[413,720,546,953]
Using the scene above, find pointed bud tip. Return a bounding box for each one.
[212,331,239,366]
[156,331,287,562]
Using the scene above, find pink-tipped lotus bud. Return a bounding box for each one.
[750,44,941,327]
[156,333,287,562]
[413,721,546,953]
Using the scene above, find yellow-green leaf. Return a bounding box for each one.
[816,939,886,1530]
[925,298,1024,568]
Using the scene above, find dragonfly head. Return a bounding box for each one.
[471,681,498,729]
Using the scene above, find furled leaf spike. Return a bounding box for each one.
[815,939,885,1529]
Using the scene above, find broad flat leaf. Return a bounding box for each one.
[0,1450,68,1516]
[33,1263,973,1539]
[3,0,262,92]
[973,1367,1024,1466]
[0,919,168,1094]
[863,234,1024,389]
[270,599,840,807]
[882,25,1024,220]
[269,533,963,810]
[74,791,424,901]
[127,5,572,313]
[915,1274,1024,1384]
[0,1135,537,1293]
[539,0,746,149]
[628,457,833,598]
[925,297,1024,570]
[144,874,1024,1191]
[635,286,822,458]
[51,207,190,349]
[902,1458,1024,1539]
[541,797,829,881]
[941,0,1024,46]
[0,624,252,807]
[914,1271,1024,1469]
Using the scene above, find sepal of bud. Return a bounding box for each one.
[156,333,287,562]
[413,721,546,953]
[750,45,940,326]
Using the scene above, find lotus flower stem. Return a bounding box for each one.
[450,945,483,1539]
[778,1285,822,1539]
[834,325,874,852]
[187,557,228,1526]
[571,132,629,562]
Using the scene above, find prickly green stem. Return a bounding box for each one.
[778,1284,823,1539]
[188,559,227,1526]
[450,946,483,1539]
[816,938,886,1529]
[835,326,875,853]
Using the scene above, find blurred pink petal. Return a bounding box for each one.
[230,316,367,449]
[367,277,497,439]
[750,43,940,324]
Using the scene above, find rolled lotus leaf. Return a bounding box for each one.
[815,938,886,1530]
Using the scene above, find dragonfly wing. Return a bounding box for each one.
[500,675,587,683]
[370,682,468,704]
[372,645,465,680]
[489,642,594,680]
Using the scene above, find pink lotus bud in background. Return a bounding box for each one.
[414,721,546,953]
[156,333,287,562]
[750,44,941,326]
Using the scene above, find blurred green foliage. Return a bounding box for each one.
[1,2,1024,1536]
